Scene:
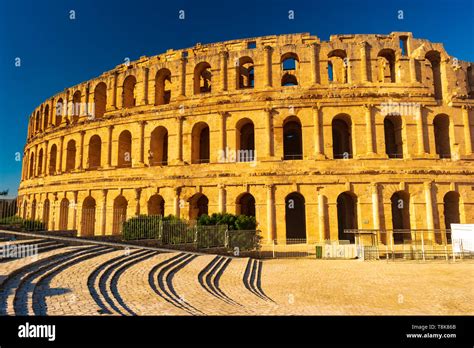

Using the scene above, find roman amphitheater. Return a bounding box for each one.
[17,32,474,245]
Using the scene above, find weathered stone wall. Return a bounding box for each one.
[18,32,474,243]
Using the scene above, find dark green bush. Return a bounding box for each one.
[0,216,44,231]
[122,215,161,240]
[197,213,256,230]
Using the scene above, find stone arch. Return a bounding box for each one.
[194,62,212,94]
[384,115,404,158]
[49,144,57,175]
[425,50,443,100]
[443,191,460,243]
[148,194,165,216]
[188,193,208,220]
[66,139,76,172]
[31,199,37,220]
[328,49,347,83]
[88,135,102,169]
[59,198,69,230]
[43,104,49,130]
[37,148,43,176]
[117,130,132,167]
[377,49,396,82]
[94,82,107,119]
[433,114,451,158]
[191,122,210,164]
[29,153,35,178]
[283,116,303,160]
[123,75,137,108]
[55,98,64,126]
[337,192,357,243]
[155,68,172,105]
[285,192,306,240]
[43,198,50,229]
[149,126,168,166]
[390,191,411,243]
[332,114,352,158]
[72,90,81,123]
[81,196,96,237]
[236,192,255,217]
[237,56,254,89]
[236,118,255,162]
[22,200,27,219]
[112,195,128,235]
[281,52,299,86]
[35,111,41,133]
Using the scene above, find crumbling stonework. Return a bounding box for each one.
[18,32,474,243]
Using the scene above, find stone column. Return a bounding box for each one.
[43,140,49,177]
[179,57,187,97]
[176,116,184,163]
[371,183,380,230]
[462,106,472,156]
[365,104,375,155]
[135,188,142,216]
[264,46,273,88]
[101,189,107,235]
[266,184,275,242]
[173,187,181,217]
[72,191,78,231]
[59,136,64,173]
[317,190,326,242]
[416,105,426,155]
[218,184,226,213]
[78,131,85,170]
[264,108,274,157]
[424,182,435,241]
[220,51,228,92]
[34,144,38,177]
[358,42,368,83]
[112,71,118,109]
[312,105,324,158]
[49,98,55,127]
[219,112,227,161]
[141,67,149,105]
[106,125,114,168]
[310,42,320,85]
[138,121,146,166]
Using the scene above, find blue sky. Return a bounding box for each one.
[0,0,473,198]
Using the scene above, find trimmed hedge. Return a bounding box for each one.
[0,216,45,231]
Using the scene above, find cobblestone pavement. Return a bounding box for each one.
[0,234,472,316]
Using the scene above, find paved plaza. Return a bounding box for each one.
[0,233,472,316]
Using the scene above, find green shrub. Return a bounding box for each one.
[0,216,44,231]
[122,215,161,240]
[197,213,256,230]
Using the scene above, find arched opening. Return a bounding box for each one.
[149,126,168,166]
[281,53,298,86]
[433,114,451,158]
[123,75,137,108]
[94,82,107,119]
[384,116,404,158]
[55,98,63,126]
[118,130,132,168]
[49,144,57,175]
[65,140,76,172]
[191,122,210,164]
[443,191,460,244]
[22,201,27,219]
[88,135,102,169]
[112,195,128,235]
[236,119,255,162]
[425,51,443,100]
[155,68,172,105]
[29,153,35,178]
[81,196,96,237]
[237,57,254,89]
[194,62,212,94]
[31,199,37,220]
[236,193,256,217]
[72,90,81,123]
[37,148,43,176]
[332,115,352,159]
[283,118,303,160]
[337,192,357,243]
[328,50,347,83]
[468,65,474,99]
[43,105,49,130]
[147,194,165,216]
[285,192,306,240]
[391,191,411,243]
[59,198,69,230]
[42,199,50,229]
[377,49,396,83]
[35,111,41,133]
[189,193,208,220]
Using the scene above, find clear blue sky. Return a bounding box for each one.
[0,0,473,198]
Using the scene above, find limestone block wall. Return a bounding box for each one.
[18,32,474,244]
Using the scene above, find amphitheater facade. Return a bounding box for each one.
[18,32,474,244]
